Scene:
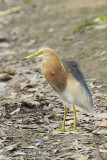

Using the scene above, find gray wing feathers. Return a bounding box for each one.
[64,60,93,110]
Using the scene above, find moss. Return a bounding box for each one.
[0,67,15,75]
[74,21,95,32]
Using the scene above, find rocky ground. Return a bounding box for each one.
[0,0,107,159]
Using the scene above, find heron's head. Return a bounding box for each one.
[22,48,58,61]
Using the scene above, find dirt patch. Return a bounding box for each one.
[0,0,107,159]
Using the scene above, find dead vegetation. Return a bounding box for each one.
[0,0,107,159]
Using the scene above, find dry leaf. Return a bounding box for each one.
[0,139,5,145]
[95,119,107,127]
[0,73,11,81]
[94,113,107,119]
[66,119,74,125]
[13,151,26,156]
[9,107,20,115]
[0,82,7,91]
[97,130,107,135]
[0,42,10,48]
[22,117,31,125]
[0,155,8,160]
[58,152,73,158]
[89,82,95,88]
[43,116,50,124]
[26,146,37,149]
[76,155,89,160]
[0,144,17,154]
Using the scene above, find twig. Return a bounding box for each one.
[0,6,22,16]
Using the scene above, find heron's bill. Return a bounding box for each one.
[22,50,43,61]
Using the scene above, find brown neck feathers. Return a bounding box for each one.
[41,56,68,93]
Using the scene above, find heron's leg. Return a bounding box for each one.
[56,106,67,131]
[61,106,67,130]
[55,106,81,131]
[73,106,76,130]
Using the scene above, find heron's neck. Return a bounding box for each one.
[41,57,68,93]
[41,56,62,74]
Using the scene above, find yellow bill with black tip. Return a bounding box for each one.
[21,50,43,61]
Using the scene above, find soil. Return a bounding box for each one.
[0,0,107,160]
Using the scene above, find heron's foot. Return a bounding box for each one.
[54,127,81,132]
[55,127,71,132]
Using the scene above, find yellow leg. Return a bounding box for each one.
[73,106,81,130]
[55,106,80,132]
[61,106,67,131]
[56,106,67,131]
[73,106,76,130]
